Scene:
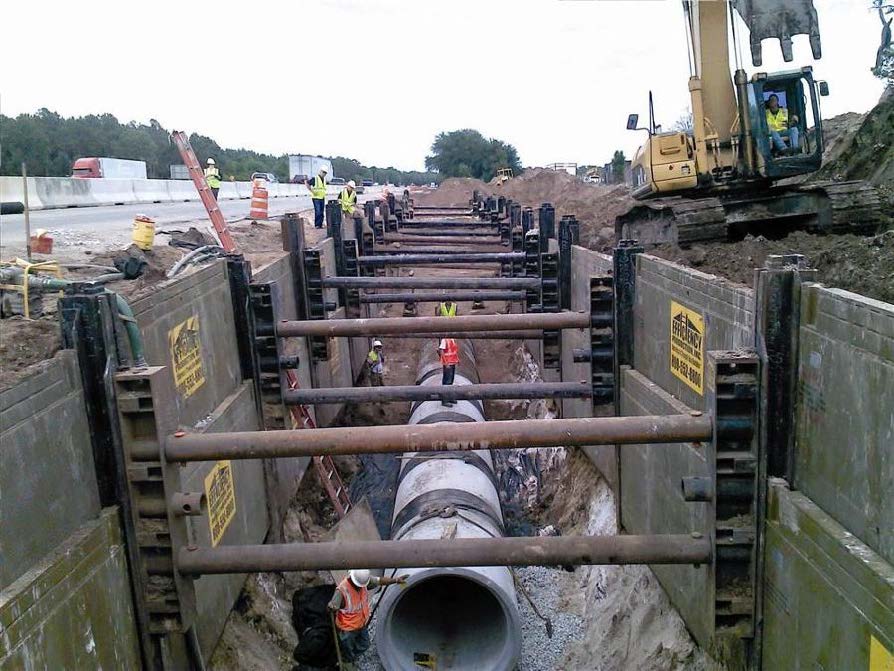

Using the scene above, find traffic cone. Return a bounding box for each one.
[249,179,268,220]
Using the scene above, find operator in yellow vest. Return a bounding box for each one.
[204,158,221,200]
[435,299,457,317]
[306,167,328,229]
[339,180,358,217]
[328,569,407,669]
[765,94,800,154]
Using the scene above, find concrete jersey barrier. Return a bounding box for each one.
[0,176,389,211]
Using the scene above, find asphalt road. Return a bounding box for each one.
[0,195,316,252]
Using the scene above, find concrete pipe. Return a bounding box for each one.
[375,342,522,671]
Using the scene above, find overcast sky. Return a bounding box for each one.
[1,0,887,170]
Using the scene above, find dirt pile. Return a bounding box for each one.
[415,177,488,206]
[0,318,61,391]
[651,229,894,304]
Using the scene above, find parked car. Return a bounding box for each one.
[251,172,278,183]
[361,179,374,187]
[329,177,346,186]
[291,174,309,184]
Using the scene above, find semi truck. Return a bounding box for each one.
[288,155,333,183]
[71,157,148,179]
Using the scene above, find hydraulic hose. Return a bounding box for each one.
[115,293,148,368]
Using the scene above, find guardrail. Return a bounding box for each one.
[0,176,384,211]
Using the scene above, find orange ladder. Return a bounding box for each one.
[285,369,353,518]
[170,130,237,252]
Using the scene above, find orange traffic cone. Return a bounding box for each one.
[249,180,269,220]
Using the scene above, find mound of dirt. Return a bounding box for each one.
[416,177,489,206]
[0,317,61,391]
[650,229,894,304]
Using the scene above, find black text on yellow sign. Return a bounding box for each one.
[169,316,206,398]
[669,300,704,395]
[204,460,236,547]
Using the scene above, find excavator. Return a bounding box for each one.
[617,0,885,245]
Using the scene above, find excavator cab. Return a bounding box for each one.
[748,67,828,179]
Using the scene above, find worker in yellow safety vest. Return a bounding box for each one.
[306,167,328,228]
[435,299,457,317]
[328,569,407,669]
[765,93,800,154]
[339,180,358,217]
[366,340,385,386]
[204,158,221,200]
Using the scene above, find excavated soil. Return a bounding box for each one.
[650,229,894,304]
[0,317,61,391]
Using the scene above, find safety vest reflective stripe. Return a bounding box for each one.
[766,108,789,133]
[440,339,459,365]
[339,188,357,213]
[335,578,370,631]
[437,302,456,317]
[204,167,221,188]
[310,176,327,199]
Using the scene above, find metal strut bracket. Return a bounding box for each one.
[589,276,615,405]
[302,249,329,361]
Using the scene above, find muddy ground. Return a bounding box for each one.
[0,215,322,392]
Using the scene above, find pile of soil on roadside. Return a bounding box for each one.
[415,177,489,206]
[0,317,61,391]
[650,229,894,304]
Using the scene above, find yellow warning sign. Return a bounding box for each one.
[169,316,205,398]
[670,300,704,395]
[870,635,894,671]
[204,460,236,547]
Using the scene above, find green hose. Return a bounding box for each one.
[114,293,148,368]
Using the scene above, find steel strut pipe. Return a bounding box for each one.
[358,253,524,266]
[321,276,540,290]
[359,291,525,304]
[283,381,592,405]
[383,229,502,238]
[382,235,504,245]
[165,415,713,461]
[176,535,713,575]
[274,311,591,337]
[387,330,543,340]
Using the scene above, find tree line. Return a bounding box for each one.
[0,109,441,185]
[425,129,523,182]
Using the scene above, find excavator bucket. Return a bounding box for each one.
[733,0,822,65]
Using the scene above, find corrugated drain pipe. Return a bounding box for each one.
[375,340,522,670]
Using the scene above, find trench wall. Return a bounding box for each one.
[561,244,894,667]
[761,285,894,670]
[0,352,141,667]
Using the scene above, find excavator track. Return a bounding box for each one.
[615,180,885,246]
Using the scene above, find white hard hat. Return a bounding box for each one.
[319,167,328,174]
[349,569,371,587]
[373,339,383,348]
[348,180,356,188]
[206,158,215,165]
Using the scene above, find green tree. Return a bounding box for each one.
[0,109,440,184]
[425,129,522,182]
[872,2,893,84]
[610,150,627,184]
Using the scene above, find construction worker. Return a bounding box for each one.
[438,337,460,405]
[435,299,457,317]
[307,167,328,228]
[204,158,221,200]
[366,340,385,386]
[765,94,800,154]
[339,180,358,217]
[328,569,407,669]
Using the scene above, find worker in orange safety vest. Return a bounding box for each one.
[328,569,407,668]
[438,337,460,406]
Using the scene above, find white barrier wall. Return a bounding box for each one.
[0,176,382,211]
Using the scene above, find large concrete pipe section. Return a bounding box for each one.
[376,340,522,671]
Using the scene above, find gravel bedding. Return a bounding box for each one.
[354,566,582,670]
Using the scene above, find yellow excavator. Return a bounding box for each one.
[618,0,884,245]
